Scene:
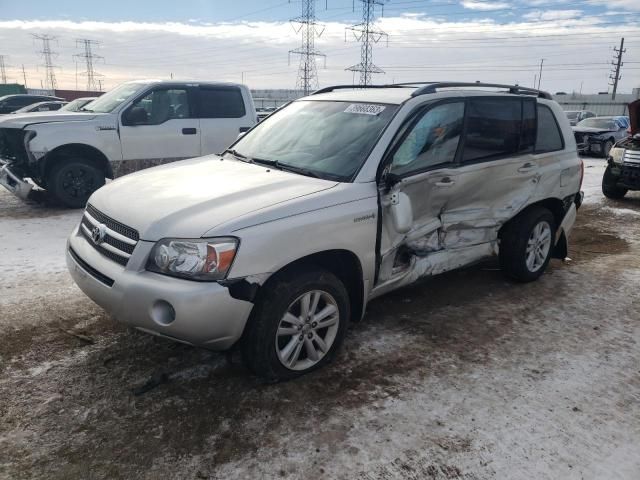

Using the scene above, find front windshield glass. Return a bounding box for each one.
[230,100,398,181]
[578,118,617,130]
[82,83,147,113]
[62,98,93,112]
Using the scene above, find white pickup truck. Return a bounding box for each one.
[0,80,257,207]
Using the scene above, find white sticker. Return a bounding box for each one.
[344,103,386,116]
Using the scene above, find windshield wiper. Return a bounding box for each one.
[276,162,322,179]
[222,148,249,161]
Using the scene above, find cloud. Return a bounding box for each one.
[460,1,511,11]
[587,0,640,11]
[522,10,582,21]
[0,16,637,95]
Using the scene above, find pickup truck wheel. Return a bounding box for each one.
[48,158,105,208]
[242,268,349,382]
[499,207,556,283]
[602,165,627,199]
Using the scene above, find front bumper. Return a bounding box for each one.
[609,161,640,190]
[66,225,255,350]
[0,159,33,199]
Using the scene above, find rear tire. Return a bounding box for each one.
[602,165,627,199]
[48,157,105,208]
[499,207,556,283]
[242,267,350,382]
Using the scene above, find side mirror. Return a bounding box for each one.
[124,106,148,125]
[390,191,413,234]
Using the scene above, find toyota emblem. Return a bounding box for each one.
[91,224,107,245]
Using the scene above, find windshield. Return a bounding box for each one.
[565,111,580,120]
[577,118,618,130]
[81,83,147,113]
[62,98,94,112]
[230,100,398,181]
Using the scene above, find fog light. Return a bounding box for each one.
[151,300,176,326]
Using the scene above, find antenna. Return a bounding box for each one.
[289,0,326,95]
[345,0,389,86]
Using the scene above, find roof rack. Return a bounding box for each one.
[311,84,406,95]
[311,82,552,100]
[409,82,553,100]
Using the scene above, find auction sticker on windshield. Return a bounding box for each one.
[344,104,386,115]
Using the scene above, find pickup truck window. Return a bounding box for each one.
[199,87,246,118]
[231,100,398,181]
[127,88,192,125]
[83,83,147,113]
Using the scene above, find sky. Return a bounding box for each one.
[0,0,639,94]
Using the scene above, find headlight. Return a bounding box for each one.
[609,147,624,164]
[146,237,238,281]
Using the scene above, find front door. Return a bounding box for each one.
[376,100,466,289]
[118,87,201,176]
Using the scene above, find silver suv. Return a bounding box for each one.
[67,82,584,381]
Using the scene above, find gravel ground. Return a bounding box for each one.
[0,159,638,480]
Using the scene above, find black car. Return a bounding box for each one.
[602,100,640,199]
[573,116,629,157]
[0,94,65,114]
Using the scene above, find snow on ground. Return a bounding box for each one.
[0,163,639,480]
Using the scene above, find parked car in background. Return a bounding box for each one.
[602,100,640,199]
[573,116,629,157]
[10,101,68,114]
[0,94,65,114]
[60,97,98,112]
[565,110,596,126]
[66,82,583,381]
[0,80,257,207]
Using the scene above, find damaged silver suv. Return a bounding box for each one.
[67,82,584,381]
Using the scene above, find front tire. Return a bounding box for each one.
[242,268,350,382]
[602,139,614,158]
[499,207,556,283]
[602,165,627,199]
[48,158,105,208]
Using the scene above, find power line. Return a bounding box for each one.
[32,33,59,90]
[346,0,389,85]
[609,37,625,100]
[73,38,104,91]
[289,0,326,94]
[0,55,7,84]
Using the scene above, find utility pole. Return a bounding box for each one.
[0,55,7,84]
[33,34,59,90]
[289,0,326,95]
[346,0,388,86]
[536,58,544,90]
[609,37,625,100]
[21,64,27,87]
[74,38,103,91]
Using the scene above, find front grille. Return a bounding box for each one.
[623,149,640,165]
[81,204,139,267]
[574,132,591,149]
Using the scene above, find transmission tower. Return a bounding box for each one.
[609,37,625,100]
[33,34,59,90]
[74,39,104,91]
[289,0,326,95]
[346,0,388,86]
[0,56,7,84]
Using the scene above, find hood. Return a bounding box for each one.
[572,126,614,135]
[0,112,100,129]
[630,99,639,136]
[89,156,339,240]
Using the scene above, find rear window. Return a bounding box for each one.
[462,98,523,162]
[535,105,563,152]
[199,87,246,118]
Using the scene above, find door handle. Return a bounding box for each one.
[435,177,455,187]
[518,163,536,173]
[182,128,197,135]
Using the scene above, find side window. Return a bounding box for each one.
[462,98,522,162]
[199,87,246,118]
[535,105,563,153]
[127,88,191,125]
[390,102,464,176]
